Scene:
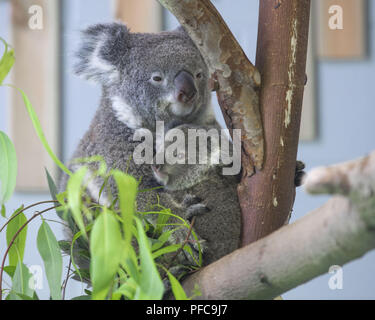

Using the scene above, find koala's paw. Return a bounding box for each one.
[295,160,306,187]
[182,194,202,207]
[182,194,210,221]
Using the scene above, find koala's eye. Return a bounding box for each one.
[196,72,202,79]
[153,76,163,82]
[151,73,164,83]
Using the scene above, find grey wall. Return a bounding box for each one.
[1,0,375,299]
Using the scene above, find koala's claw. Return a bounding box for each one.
[186,204,211,221]
[182,194,202,207]
[295,160,306,187]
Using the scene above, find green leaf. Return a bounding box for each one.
[37,220,63,300]
[165,269,188,300]
[69,224,92,283]
[1,204,6,218]
[45,168,58,202]
[152,244,181,260]
[151,229,175,251]
[0,131,17,206]
[6,207,27,267]
[11,262,33,300]
[121,246,140,284]
[9,86,71,177]
[113,278,137,300]
[155,209,172,236]
[90,209,124,300]
[0,38,15,85]
[134,218,164,300]
[67,166,88,239]
[113,171,138,247]
[3,265,16,278]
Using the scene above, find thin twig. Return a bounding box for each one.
[166,216,197,270]
[0,206,60,300]
[0,200,59,233]
[62,257,72,300]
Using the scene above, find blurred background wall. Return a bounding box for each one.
[1,0,375,299]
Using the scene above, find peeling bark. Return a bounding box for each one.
[158,0,264,176]
[180,151,375,300]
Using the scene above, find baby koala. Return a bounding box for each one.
[152,123,242,265]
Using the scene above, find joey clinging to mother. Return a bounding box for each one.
[58,22,217,198]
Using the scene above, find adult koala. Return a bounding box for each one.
[59,22,216,200]
[58,23,216,272]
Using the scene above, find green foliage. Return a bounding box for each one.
[6,207,27,267]
[133,218,164,300]
[8,262,34,300]
[90,208,124,300]
[0,37,14,85]
[0,131,17,206]
[0,37,200,300]
[37,220,63,300]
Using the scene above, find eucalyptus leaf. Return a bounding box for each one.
[134,218,164,300]
[45,168,58,202]
[113,171,138,247]
[11,86,71,176]
[113,278,137,300]
[90,209,124,300]
[152,244,181,260]
[0,131,17,206]
[3,265,16,278]
[67,166,88,239]
[165,269,188,300]
[37,220,63,300]
[10,262,34,300]
[0,38,15,84]
[6,207,27,267]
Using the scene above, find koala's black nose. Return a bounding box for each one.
[174,70,197,104]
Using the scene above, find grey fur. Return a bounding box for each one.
[58,23,217,274]
[151,124,242,265]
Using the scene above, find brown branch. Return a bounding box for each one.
[180,151,375,299]
[238,0,311,246]
[158,0,264,176]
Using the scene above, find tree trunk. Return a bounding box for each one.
[238,0,311,246]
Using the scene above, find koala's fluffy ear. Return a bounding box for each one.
[74,23,129,85]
